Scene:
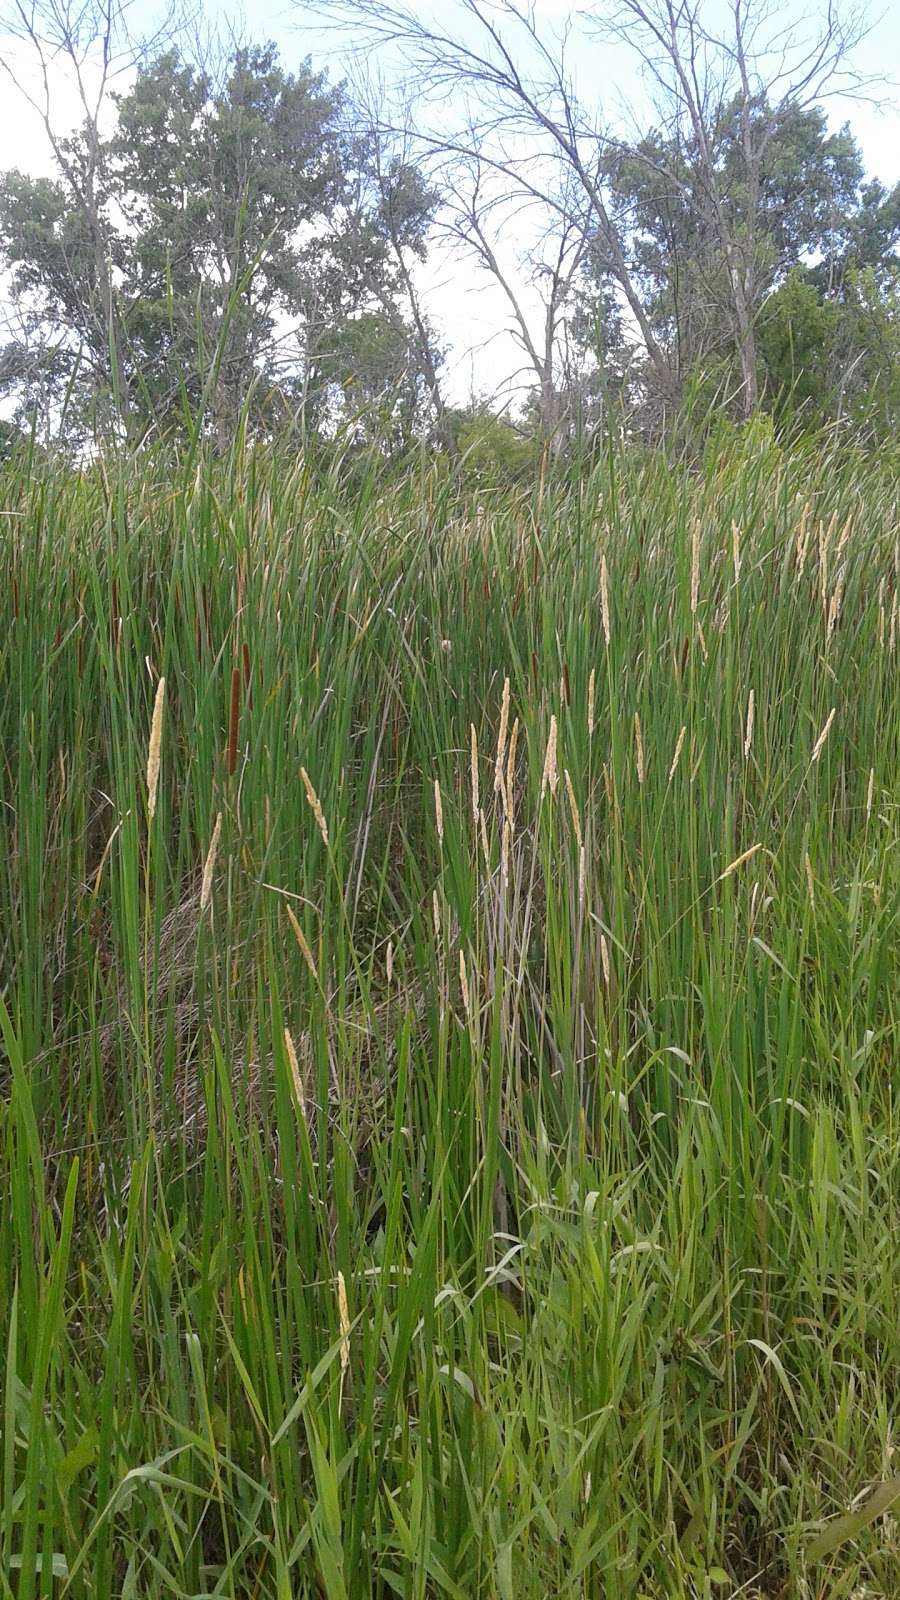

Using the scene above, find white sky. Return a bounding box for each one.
[1,0,898,409]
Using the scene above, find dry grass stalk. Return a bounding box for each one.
[732,520,742,585]
[286,904,318,980]
[146,676,166,821]
[386,939,394,985]
[600,557,611,647]
[587,668,596,739]
[432,889,441,940]
[668,725,686,781]
[494,676,510,794]
[479,806,490,868]
[300,767,329,847]
[501,818,510,889]
[743,690,755,761]
[634,712,645,785]
[434,778,444,847]
[470,724,479,822]
[200,812,222,912]
[578,844,586,907]
[505,718,519,824]
[600,933,611,987]
[811,708,836,764]
[541,715,559,799]
[866,767,875,821]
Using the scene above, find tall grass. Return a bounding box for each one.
[0,426,898,1598]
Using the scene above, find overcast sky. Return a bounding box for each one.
[1,0,898,409]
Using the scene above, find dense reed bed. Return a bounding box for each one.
[0,428,898,1598]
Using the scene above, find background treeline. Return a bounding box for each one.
[1,0,899,460]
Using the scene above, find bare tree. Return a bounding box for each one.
[299,0,679,408]
[442,154,592,448]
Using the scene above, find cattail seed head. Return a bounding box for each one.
[541,714,559,799]
[743,689,755,761]
[811,708,836,764]
[459,949,470,1015]
[286,904,318,980]
[587,668,596,739]
[337,1271,350,1376]
[494,676,510,794]
[200,811,222,912]
[866,767,875,821]
[146,676,166,822]
[634,712,645,785]
[804,852,815,909]
[668,725,686,782]
[600,933,611,988]
[600,557,611,648]
[564,770,582,848]
[690,522,700,615]
[300,767,329,846]
[284,1026,307,1124]
[434,778,444,847]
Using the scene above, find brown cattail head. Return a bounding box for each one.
[147,676,166,821]
[226,666,240,776]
